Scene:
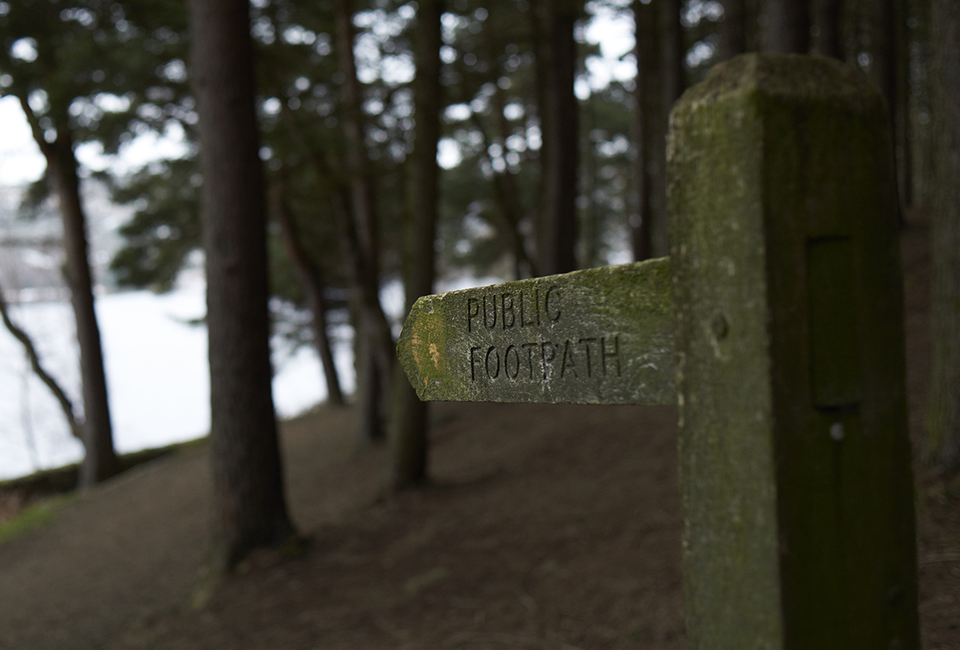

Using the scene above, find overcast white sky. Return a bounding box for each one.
[0,97,45,186]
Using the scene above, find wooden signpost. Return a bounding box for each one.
[398,258,675,406]
[398,54,920,650]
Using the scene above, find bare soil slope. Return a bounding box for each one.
[0,220,956,650]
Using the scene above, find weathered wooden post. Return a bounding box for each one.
[397,258,675,406]
[397,53,920,649]
[669,54,918,649]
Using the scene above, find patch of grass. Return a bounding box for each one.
[0,496,72,547]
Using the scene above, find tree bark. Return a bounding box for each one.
[189,0,296,570]
[632,0,681,260]
[536,0,580,275]
[720,0,748,59]
[472,26,539,278]
[927,0,960,474]
[0,281,82,441]
[277,137,395,439]
[334,0,391,443]
[814,0,844,58]
[661,0,685,142]
[270,174,344,408]
[18,99,118,488]
[913,0,935,209]
[764,0,812,53]
[278,106,395,407]
[873,0,898,130]
[387,0,443,491]
[472,112,538,278]
[897,0,913,207]
[633,0,659,261]
[872,0,908,223]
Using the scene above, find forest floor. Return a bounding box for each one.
[0,216,957,650]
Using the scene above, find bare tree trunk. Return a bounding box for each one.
[898,0,913,207]
[17,100,117,488]
[872,0,908,223]
[277,106,395,396]
[471,25,539,278]
[50,138,118,488]
[388,0,443,492]
[335,0,391,443]
[927,0,960,474]
[581,96,601,268]
[354,319,384,441]
[662,0,686,143]
[720,0,749,59]
[653,0,685,251]
[472,113,538,278]
[633,0,658,261]
[536,0,580,275]
[334,0,379,280]
[814,0,844,57]
[874,0,898,134]
[764,0,812,52]
[189,0,296,570]
[270,174,344,407]
[633,0,679,259]
[0,281,82,441]
[913,0,935,209]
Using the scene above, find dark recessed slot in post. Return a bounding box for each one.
[807,237,861,409]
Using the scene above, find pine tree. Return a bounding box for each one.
[189,0,297,568]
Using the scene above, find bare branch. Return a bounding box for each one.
[0,280,82,440]
[16,92,54,160]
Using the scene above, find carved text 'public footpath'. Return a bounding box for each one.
[397,257,675,405]
[464,286,620,384]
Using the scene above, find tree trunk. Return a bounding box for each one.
[52,138,118,488]
[354,317,384,440]
[633,0,658,261]
[189,0,296,570]
[581,97,601,268]
[270,174,344,408]
[873,0,898,137]
[387,0,443,491]
[814,0,844,58]
[633,0,675,260]
[472,112,538,278]
[653,0,685,257]
[334,0,391,443]
[913,0,935,209]
[471,24,539,278]
[720,0,748,59]
[334,0,379,280]
[536,1,580,275]
[764,0,812,52]
[872,0,907,223]
[0,280,83,442]
[661,0,685,150]
[897,0,913,207]
[278,105,395,410]
[927,0,960,474]
[18,106,119,488]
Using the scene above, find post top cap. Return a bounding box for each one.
[673,53,884,118]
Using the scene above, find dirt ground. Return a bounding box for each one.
[0,217,956,650]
